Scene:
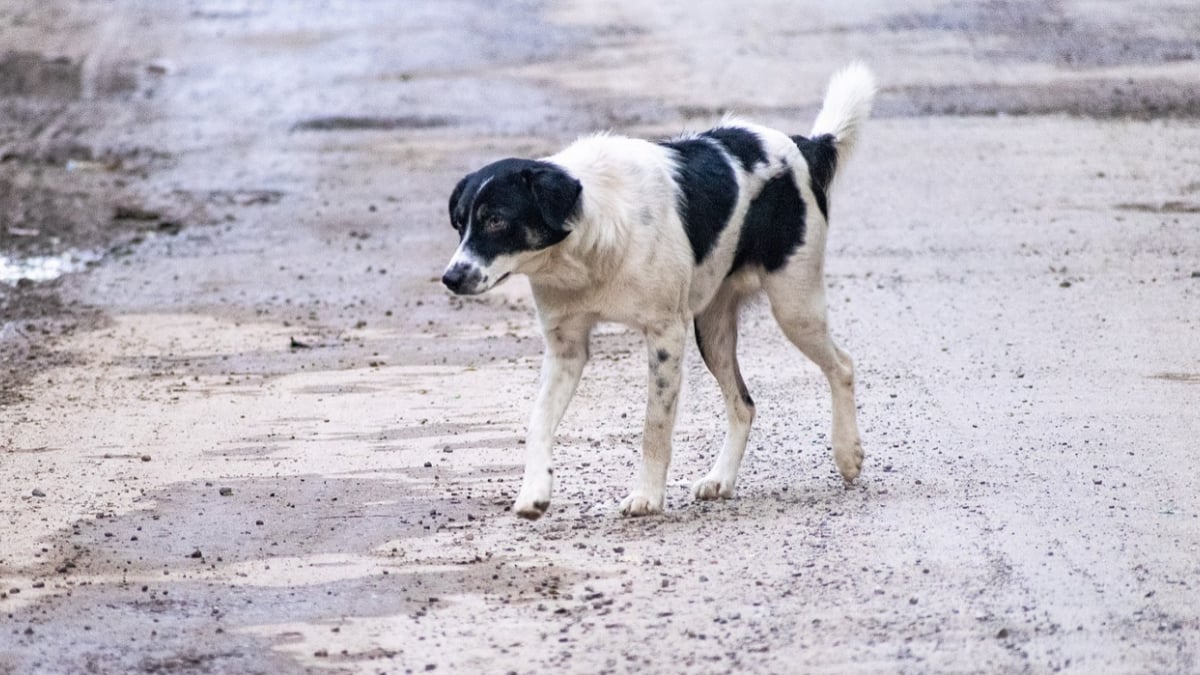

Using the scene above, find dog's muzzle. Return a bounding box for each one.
[441,261,484,295]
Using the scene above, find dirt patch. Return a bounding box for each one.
[882,0,1200,67]
[879,78,1200,119]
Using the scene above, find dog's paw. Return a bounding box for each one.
[513,497,550,520]
[835,441,864,484]
[692,474,735,501]
[619,492,663,517]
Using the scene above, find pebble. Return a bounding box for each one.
[32,489,46,497]
[219,487,233,496]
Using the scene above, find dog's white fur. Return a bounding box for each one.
[451,64,876,518]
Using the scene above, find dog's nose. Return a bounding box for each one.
[442,263,469,293]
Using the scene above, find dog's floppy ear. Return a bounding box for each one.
[522,166,581,232]
[448,174,470,231]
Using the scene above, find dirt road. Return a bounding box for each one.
[2,1,1198,673]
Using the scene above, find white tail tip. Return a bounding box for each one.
[810,62,877,157]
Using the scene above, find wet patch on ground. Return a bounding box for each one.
[878,77,1200,119]
[1,556,585,674]
[0,283,105,405]
[0,471,586,674]
[0,44,191,406]
[881,0,1200,68]
[0,51,84,100]
[1114,201,1200,214]
[7,473,501,579]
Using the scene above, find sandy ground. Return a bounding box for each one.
[2,1,1199,673]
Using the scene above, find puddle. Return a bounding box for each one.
[0,249,100,285]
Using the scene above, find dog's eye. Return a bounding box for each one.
[483,214,505,233]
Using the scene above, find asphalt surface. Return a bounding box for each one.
[1,1,1198,673]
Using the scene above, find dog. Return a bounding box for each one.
[442,63,875,519]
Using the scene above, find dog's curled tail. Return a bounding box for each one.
[810,62,877,160]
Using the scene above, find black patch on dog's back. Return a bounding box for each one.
[791,134,838,220]
[659,138,738,264]
[701,127,767,172]
[730,170,806,273]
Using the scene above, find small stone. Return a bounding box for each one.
[140,455,152,462]
[1059,280,1072,288]
[31,489,46,498]
[997,627,1010,639]
[189,550,202,559]
[219,487,233,496]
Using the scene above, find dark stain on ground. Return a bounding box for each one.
[1149,372,1200,383]
[882,0,1200,67]
[0,472,586,674]
[0,51,83,100]
[1114,201,1200,214]
[292,115,454,132]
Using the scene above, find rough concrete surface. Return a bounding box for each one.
[1,1,1198,673]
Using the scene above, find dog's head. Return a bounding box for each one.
[442,158,581,295]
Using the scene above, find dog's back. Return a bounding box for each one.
[537,62,877,318]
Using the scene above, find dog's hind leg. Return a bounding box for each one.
[513,316,593,519]
[763,270,864,483]
[692,282,755,500]
[620,317,688,516]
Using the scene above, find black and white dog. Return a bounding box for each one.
[442,64,875,519]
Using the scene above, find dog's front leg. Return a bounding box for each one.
[620,318,687,517]
[513,319,592,520]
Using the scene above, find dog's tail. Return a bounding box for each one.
[793,63,875,215]
[809,62,876,161]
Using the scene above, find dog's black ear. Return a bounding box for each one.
[448,174,470,231]
[522,166,581,232]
